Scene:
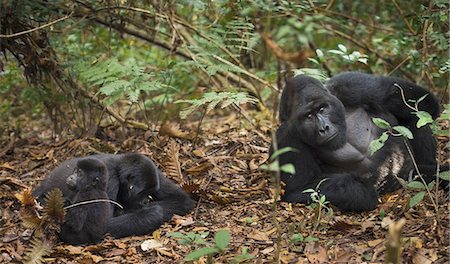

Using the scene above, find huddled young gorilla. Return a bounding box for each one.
[274,72,444,212]
[33,153,195,242]
[59,158,111,245]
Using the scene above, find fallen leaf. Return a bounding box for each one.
[368,239,384,247]
[141,239,163,251]
[65,245,83,255]
[261,247,274,254]
[247,230,270,241]
[304,242,328,263]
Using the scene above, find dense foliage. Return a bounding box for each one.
[0,0,448,134]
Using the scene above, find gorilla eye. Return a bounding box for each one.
[319,107,325,113]
[95,177,100,182]
[306,113,312,119]
[129,185,134,190]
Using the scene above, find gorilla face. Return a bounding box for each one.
[66,159,108,192]
[118,154,161,210]
[285,77,347,150]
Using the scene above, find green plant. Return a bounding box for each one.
[231,246,255,264]
[170,230,241,262]
[259,147,297,175]
[168,231,209,246]
[303,179,334,230]
[176,91,258,119]
[289,233,318,244]
[77,58,170,105]
[183,230,231,261]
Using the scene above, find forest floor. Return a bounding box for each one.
[0,111,448,263]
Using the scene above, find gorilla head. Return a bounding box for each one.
[66,159,108,192]
[117,153,161,210]
[281,75,347,150]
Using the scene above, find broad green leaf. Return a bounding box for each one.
[316,49,324,58]
[184,247,219,261]
[304,236,319,242]
[438,170,450,181]
[259,160,279,172]
[168,232,185,238]
[372,118,391,129]
[214,230,230,251]
[415,111,433,128]
[231,246,255,263]
[369,132,389,155]
[416,94,429,104]
[392,126,413,139]
[270,147,297,160]
[407,181,426,190]
[280,164,295,175]
[302,188,315,194]
[408,191,425,208]
[290,233,304,244]
[338,44,347,53]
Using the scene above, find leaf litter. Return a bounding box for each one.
[0,111,448,263]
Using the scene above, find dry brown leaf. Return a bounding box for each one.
[304,242,329,263]
[210,191,234,205]
[64,245,83,255]
[104,248,126,258]
[164,140,183,182]
[192,148,206,157]
[368,239,384,247]
[185,161,213,176]
[261,247,274,254]
[331,220,355,232]
[247,230,270,241]
[181,181,200,194]
[159,123,193,139]
[412,248,438,264]
[156,248,179,258]
[15,189,35,206]
[1,162,16,171]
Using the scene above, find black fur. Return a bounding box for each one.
[33,153,195,239]
[273,73,442,212]
[59,159,111,245]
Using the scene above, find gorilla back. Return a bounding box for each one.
[33,153,195,238]
[273,73,441,212]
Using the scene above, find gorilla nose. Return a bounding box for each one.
[319,125,329,133]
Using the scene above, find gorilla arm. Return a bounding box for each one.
[105,169,195,238]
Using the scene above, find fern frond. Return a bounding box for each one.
[21,216,42,229]
[43,189,65,223]
[24,237,52,264]
[176,91,257,119]
[164,140,183,183]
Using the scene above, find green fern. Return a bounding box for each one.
[77,58,169,105]
[176,91,257,119]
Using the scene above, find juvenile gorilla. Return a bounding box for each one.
[33,153,195,238]
[59,158,111,245]
[274,72,442,212]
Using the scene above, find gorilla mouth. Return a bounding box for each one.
[318,132,338,145]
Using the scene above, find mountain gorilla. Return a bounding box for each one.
[33,153,195,239]
[274,72,444,212]
[59,159,111,245]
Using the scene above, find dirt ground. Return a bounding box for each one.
[0,112,448,263]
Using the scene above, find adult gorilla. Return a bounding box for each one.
[33,153,195,238]
[274,72,443,212]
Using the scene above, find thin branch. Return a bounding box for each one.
[0,13,73,38]
[64,199,124,210]
[391,0,416,35]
